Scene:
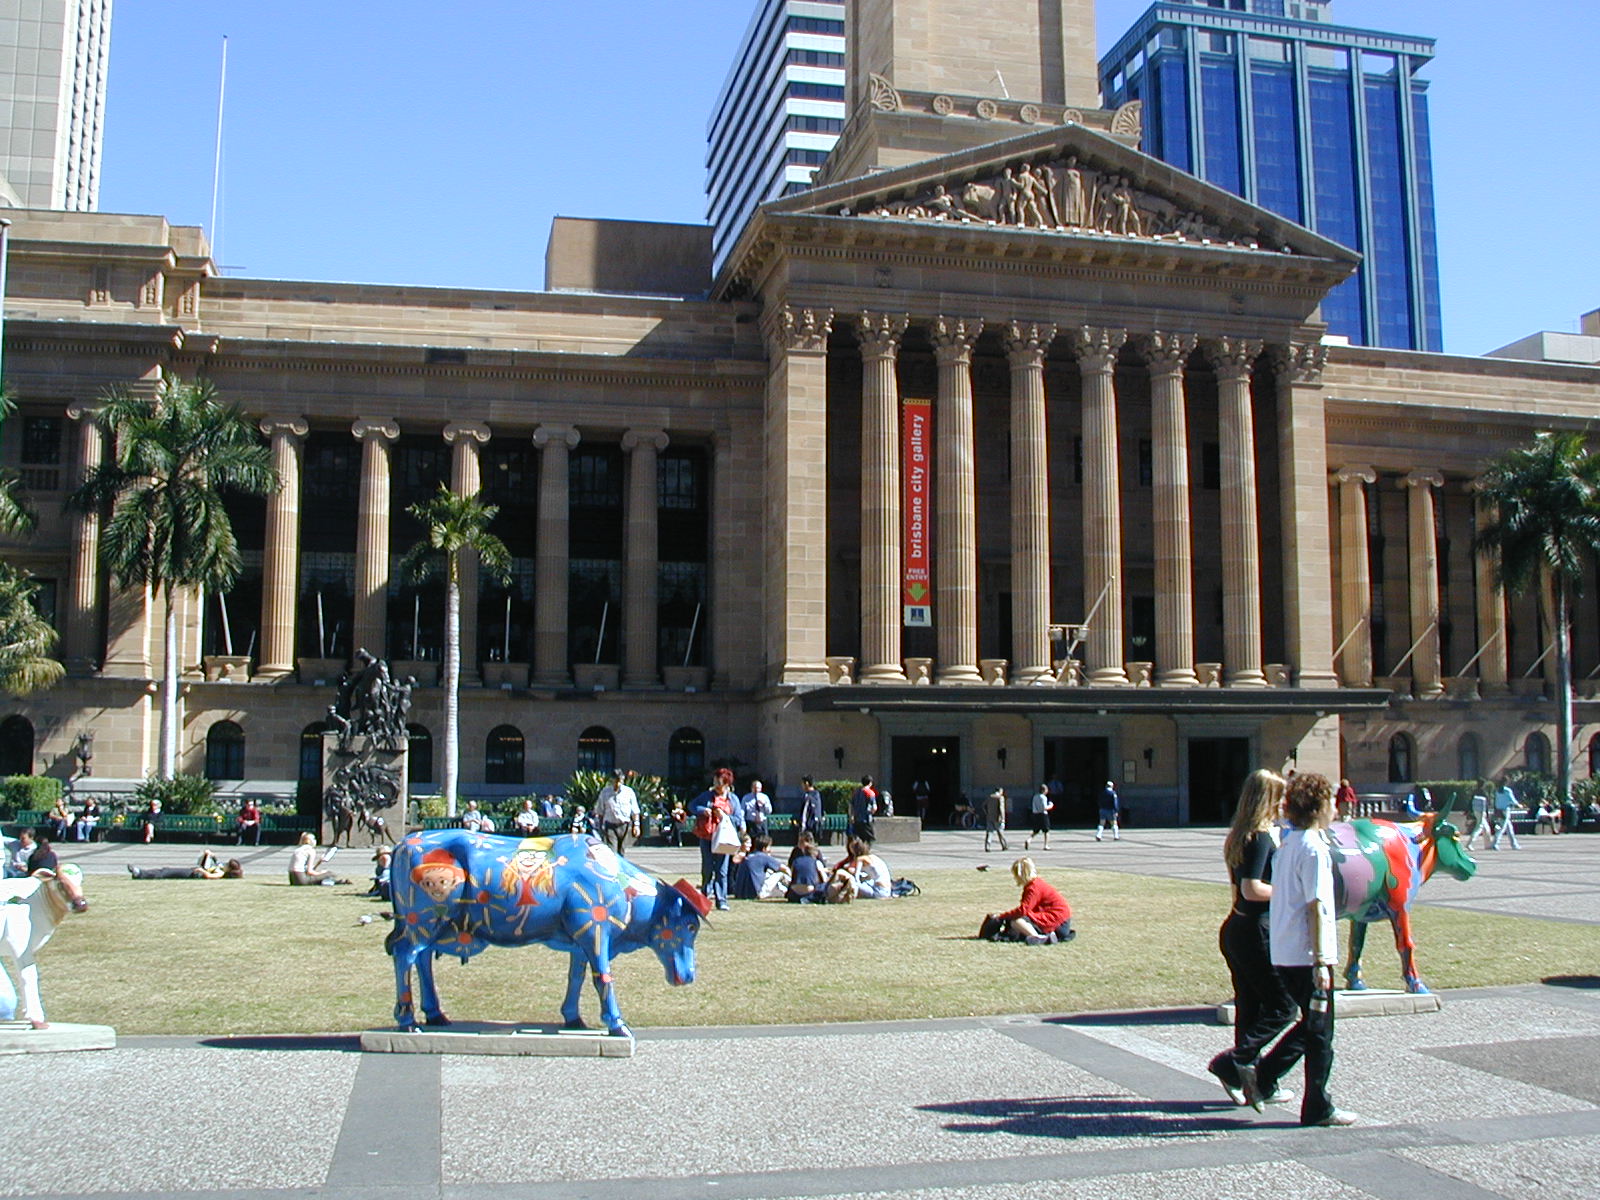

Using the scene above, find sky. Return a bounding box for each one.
[97,1,1598,357]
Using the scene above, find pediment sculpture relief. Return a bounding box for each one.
[839,155,1288,252]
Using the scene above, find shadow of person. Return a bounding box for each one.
[918,1094,1254,1140]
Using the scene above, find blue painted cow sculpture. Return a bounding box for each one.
[387,830,708,1036]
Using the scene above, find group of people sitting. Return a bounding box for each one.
[43,796,104,843]
[728,832,897,904]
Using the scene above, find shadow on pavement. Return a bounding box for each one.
[919,1094,1250,1139]
[199,1034,364,1053]
[1543,974,1600,989]
[1048,1007,1216,1027]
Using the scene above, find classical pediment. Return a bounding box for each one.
[725,124,1358,286]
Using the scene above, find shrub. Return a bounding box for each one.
[412,794,446,818]
[815,779,858,814]
[133,774,218,816]
[0,774,63,818]
[564,769,671,815]
[1501,769,1557,809]
[1413,780,1484,812]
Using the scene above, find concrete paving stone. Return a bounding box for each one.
[1397,1134,1600,1200]
[440,1027,1171,1185]
[0,1046,359,1196]
[803,1160,1383,1200]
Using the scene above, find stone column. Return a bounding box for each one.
[622,428,668,688]
[1004,321,1056,684]
[1274,342,1338,687]
[1333,465,1376,687]
[1140,332,1199,687]
[763,306,833,684]
[1072,326,1129,685]
[256,416,309,680]
[531,424,579,687]
[64,402,105,674]
[352,418,399,659]
[858,311,911,684]
[1472,484,1510,696]
[1207,338,1267,687]
[1404,469,1445,697]
[445,421,491,685]
[931,316,983,684]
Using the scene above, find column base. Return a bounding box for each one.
[1011,666,1055,686]
[1296,669,1340,688]
[1416,680,1445,698]
[252,666,294,683]
[531,671,571,689]
[1225,669,1270,688]
[936,666,983,685]
[1087,667,1130,687]
[777,661,830,685]
[860,664,908,685]
[1156,669,1200,688]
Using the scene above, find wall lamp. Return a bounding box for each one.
[1143,747,1155,768]
[996,747,1008,768]
[833,746,845,769]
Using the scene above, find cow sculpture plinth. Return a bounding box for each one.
[1,865,90,1028]
[387,831,706,1036]
[1329,811,1476,994]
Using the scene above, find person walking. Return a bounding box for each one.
[742,780,772,842]
[1096,780,1121,841]
[849,775,879,844]
[1244,772,1354,1127]
[1490,779,1522,850]
[1462,786,1493,851]
[1023,782,1054,851]
[1208,769,1297,1107]
[690,768,738,910]
[983,787,1010,852]
[797,776,824,845]
[595,768,641,856]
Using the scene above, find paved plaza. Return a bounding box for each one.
[5,828,1596,1199]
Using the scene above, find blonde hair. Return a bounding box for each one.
[1011,856,1038,886]
[298,832,316,846]
[1223,769,1286,871]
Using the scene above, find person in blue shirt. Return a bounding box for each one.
[1096,781,1121,842]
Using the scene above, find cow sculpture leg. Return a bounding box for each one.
[3,954,49,1028]
[1388,910,1428,993]
[392,943,450,1031]
[1344,920,1371,991]
[559,947,631,1037]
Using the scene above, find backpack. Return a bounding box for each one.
[890,877,920,898]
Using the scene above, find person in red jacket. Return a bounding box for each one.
[991,856,1074,944]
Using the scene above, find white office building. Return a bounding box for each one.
[706,0,844,272]
[0,0,112,211]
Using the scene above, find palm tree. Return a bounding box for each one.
[0,560,63,695]
[1476,431,1600,803]
[0,388,37,537]
[399,485,511,816]
[69,373,276,777]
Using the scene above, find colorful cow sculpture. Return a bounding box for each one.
[1328,809,1475,994]
[0,865,90,1028]
[387,830,707,1035]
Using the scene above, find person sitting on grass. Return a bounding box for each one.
[828,837,892,902]
[732,834,786,900]
[987,856,1073,944]
[369,846,393,900]
[786,832,828,903]
[128,851,244,880]
[288,832,348,887]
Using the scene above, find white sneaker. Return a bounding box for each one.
[1095,833,1103,842]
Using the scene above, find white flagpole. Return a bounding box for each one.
[209,36,228,267]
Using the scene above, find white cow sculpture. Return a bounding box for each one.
[1,865,90,1028]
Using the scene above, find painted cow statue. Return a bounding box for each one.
[0,864,90,1028]
[387,830,707,1036]
[1329,809,1475,994]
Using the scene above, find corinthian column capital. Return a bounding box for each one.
[443,421,491,447]
[1003,321,1056,367]
[1138,331,1198,376]
[856,311,910,359]
[1070,325,1127,373]
[768,305,835,354]
[352,417,399,443]
[930,316,983,364]
[1205,337,1263,381]
[1272,340,1330,385]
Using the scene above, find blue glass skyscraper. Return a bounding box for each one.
[1100,1,1441,351]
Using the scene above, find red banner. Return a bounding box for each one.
[902,398,932,626]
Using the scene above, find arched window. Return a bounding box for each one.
[577,725,615,772]
[486,725,525,785]
[0,715,34,776]
[298,721,329,805]
[1387,733,1413,784]
[205,721,245,780]
[408,724,434,785]
[1524,731,1551,776]
[667,727,705,785]
[1457,733,1481,783]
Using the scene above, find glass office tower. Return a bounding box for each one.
[707,0,846,273]
[1100,1,1441,351]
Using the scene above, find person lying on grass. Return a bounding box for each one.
[128,851,244,880]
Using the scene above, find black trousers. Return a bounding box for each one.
[1211,912,1296,1081]
[1256,964,1336,1124]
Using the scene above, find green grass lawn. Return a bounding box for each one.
[32,867,1600,1035]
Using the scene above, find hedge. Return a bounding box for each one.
[0,774,64,819]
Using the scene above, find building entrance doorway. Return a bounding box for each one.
[1043,736,1110,826]
[1188,737,1251,824]
[891,736,960,825]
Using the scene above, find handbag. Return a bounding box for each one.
[693,808,719,840]
[711,814,741,855]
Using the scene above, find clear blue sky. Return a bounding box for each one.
[99,1,1596,356]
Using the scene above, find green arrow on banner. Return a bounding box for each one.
[907,583,928,601]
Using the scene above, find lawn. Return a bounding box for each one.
[31,867,1600,1035]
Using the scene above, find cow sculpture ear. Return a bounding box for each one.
[672,879,713,918]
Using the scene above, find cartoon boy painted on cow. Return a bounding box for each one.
[388,830,706,1036]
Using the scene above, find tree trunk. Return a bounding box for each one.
[159,588,179,779]
[443,570,460,818]
[1556,579,1574,802]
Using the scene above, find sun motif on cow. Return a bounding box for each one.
[568,879,629,952]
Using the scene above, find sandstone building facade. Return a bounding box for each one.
[1,1,1596,823]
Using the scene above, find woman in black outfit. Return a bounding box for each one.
[1208,768,1297,1106]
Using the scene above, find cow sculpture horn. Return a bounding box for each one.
[673,879,714,918]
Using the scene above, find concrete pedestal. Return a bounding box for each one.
[1215,987,1442,1025]
[0,1021,117,1055]
[360,1022,634,1057]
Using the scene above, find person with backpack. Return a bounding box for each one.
[849,775,878,844]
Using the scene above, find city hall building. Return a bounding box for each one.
[3,0,1598,824]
